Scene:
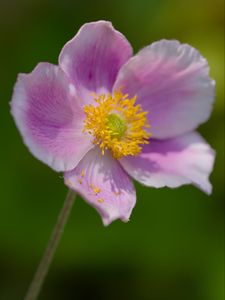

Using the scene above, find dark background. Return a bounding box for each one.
[0,0,224,299]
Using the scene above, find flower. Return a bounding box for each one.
[11,21,215,225]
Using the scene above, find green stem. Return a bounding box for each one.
[24,189,76,300]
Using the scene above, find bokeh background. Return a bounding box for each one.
[0,0,224,299]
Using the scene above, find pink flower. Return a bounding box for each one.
[11,21,215,225]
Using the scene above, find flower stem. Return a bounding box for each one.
[24,189,76,300]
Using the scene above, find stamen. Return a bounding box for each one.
[83,91,150,159]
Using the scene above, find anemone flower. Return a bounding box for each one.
[11,21,215,226]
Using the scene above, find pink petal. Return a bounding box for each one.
[59,21,133,105]
[120,132,215,194]
[64,148,136,226]
[114,40,215,139]
[11,62,93,172]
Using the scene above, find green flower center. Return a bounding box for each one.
[107,113,127,138]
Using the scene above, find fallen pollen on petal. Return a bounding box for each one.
[97,198,105,203]
[93,187,101,195]
[114,191,121,196]
[77,178,83,185]
[90,184,101,195]
[81,170,85,177]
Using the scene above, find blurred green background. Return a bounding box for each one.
[0,0,224,299]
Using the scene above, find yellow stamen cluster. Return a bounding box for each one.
[83,91,150,159]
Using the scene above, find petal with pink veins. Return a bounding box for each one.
[114,40,215,139]
[64,148,136,226]
[59,21,133,105]
[120,132,215,195]
[11,62,93,172]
